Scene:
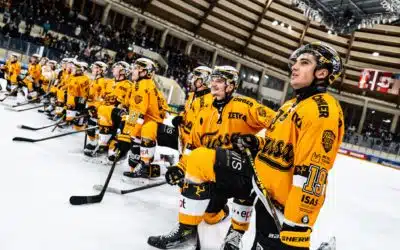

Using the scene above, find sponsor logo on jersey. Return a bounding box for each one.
[232,97,254,107]
[292,111,302,129]
[257,107,267,117]
[258,136,294,170]
[312,95,329,118]
[194,185,205,197]
[322,130,335,153]
[311,152,331,164]
[179,198,186,209]
[301,194,319,206]
[134,95,143,104]
[228,112,247,121]
[200,131,241,149]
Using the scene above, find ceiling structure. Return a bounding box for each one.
[292,0,400,34]
[117,0,400,104]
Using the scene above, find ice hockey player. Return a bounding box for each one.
[111,58,169,178]
[0,53,21,94]
[23,54,42,100]
[149,42,344,250]
[45,58,73,117]
[65,61,90,130]
[147,65,276,249]
[85,61,132,158]
[83,61,111,156]
[40,60,58,95]
[171,66,214,152]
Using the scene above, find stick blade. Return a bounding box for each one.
[12,137,37,142]
[69,195,102,205]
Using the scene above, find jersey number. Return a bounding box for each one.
[302,165,327,197]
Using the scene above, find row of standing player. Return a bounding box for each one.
[146,42,345,250]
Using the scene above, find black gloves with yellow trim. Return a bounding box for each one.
[165,166,184,186]
[280,221,312,249]
[231,134,260,157]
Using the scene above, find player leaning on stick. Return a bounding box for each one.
[147,65,276,249]
[171,66,214,152]
[149,42,344,250]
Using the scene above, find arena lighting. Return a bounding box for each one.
[291,0,400,34]
[372,52,380,56]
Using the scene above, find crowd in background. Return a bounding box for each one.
[3,1,399,151]
[343,122,400,154]
[0,0,196,90]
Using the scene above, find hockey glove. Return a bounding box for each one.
[232,134,259,157]
[172,115,184,128]
[280,221,312,249]
[165,166,184,186]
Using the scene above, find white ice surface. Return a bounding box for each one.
[0,80,399,250]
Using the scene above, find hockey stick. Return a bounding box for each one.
[0,88,18,102]
[92,180,167,195]
[12,126,98,143]
[244,148,282,231]
[17,115,66,131]
[69,150,120,205]
[5,104,45,112]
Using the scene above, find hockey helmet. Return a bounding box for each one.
[112,61,130,75]
[211,65,239,89]
[73,61,88,73]
[189,66,212,88]
[289,42,343,85]
[132,58,156,78]
[92,61,108,73]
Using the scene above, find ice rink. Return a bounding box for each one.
[0,92,399,250]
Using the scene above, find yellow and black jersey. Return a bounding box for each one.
[87,77,110,108]
[27,63,42,83]
[4,60,21,83]
[180,89,213,144]
[66,74,90,107]
[254,92,344,230]
[178,96,276,171]
[103,79,132,107]
[125,78,168,125]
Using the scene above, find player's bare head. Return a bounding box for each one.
[131,58,156,82]
[210,66,239,100]
[112,61,130,79]
[289,42,342,90]
[189,66,212,92]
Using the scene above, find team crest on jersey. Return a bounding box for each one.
[257,107,267,117]
[134,95,143,104]
[322,130,335,153]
